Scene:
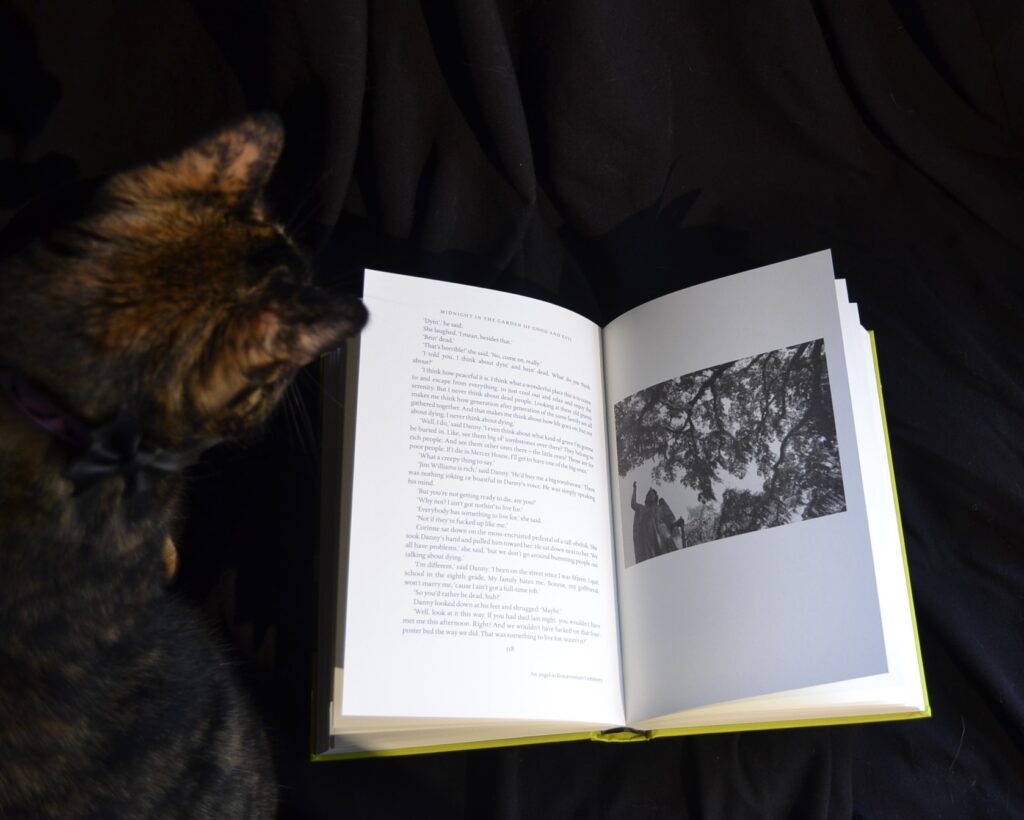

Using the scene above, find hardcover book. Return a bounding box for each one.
[313,251,928,759]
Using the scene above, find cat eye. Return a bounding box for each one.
[267,264,294,281]
[267,266,302,301]
[246,362,289,384]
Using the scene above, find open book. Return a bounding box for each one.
[314,251,929,759]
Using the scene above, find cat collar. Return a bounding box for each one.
[0,366,219,494]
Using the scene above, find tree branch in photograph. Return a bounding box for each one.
[616,339,846,542]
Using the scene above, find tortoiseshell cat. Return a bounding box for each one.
[0,114,366,817]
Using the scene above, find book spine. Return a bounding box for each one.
[592,727,651,743]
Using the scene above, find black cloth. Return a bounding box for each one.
[3,2,1023,817]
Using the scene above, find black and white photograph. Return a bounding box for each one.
[615,339,846,566]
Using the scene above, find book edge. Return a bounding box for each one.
[311,705,932,761]
[869,330,931,715]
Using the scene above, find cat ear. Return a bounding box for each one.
[112,113,284,207]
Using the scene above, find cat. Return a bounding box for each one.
[0,113,366,818]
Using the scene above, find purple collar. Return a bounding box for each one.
[0,366,219,494]
[0,366,93,450]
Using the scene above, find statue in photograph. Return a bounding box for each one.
[630,481,661,564]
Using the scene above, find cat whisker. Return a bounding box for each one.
[283,205,317,240]
[298,366,346,413]
[282,161,340,236]
[279,380,317,466]
[293,382,317,457]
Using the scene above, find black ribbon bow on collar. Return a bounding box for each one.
[1,366,220,497]
[64,407,220,495]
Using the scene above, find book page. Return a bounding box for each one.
[632,291,926,732]
[341,271,623,724]
[603,252,888,723]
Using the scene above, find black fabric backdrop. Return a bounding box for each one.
[3,2,1023,817]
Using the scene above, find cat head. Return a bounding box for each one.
[0,113,366,447]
